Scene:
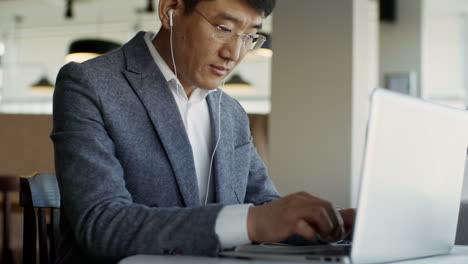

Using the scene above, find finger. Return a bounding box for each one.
[290,193,341,240]
[318,203,344,241]
[332,207,346,240]
[295,219,317,241]
[300,206,334,237]
[340,208,356,228]
[319,206,343,241]
[320,207,334,231]
[293,193,336,228]
[339,208,356,240]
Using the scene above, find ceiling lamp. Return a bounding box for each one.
[65,39,121,63]
[146,0,155,12]
[223,73,255,95]
[30,74,54,95]
[65,0,73,19]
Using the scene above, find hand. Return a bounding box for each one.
[338,208,356,239]
[247,192,350,243]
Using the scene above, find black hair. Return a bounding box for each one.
[183,0,276,17]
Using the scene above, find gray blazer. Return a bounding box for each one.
[51,31,280,263]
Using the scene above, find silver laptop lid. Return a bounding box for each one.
[351,89,468,264]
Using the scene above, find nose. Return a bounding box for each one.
[219,36,245,62]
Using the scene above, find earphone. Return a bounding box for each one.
[168,9,174,27]
[166,7,223,205]
[168,8,181,99]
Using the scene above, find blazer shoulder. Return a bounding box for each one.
[217,90,248,115]
[82,48,125,72]
[59,47,125,75]
[212,90,251,134]
[56,48,126,92]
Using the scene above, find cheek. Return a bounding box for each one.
[177,30,211,63]
[186,46,218,75]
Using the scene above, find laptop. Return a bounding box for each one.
[220,88,468,263]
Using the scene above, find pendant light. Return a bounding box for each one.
[31,75,53,88]
[223,73,255,95]
[65,39,121,63]
[30,73,54,95]
[145,0,155,12]
[65,0,73,19]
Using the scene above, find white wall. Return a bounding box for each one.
[352,0,380,206]
[421,1,468,200]
[269,0,376,208]
[422,0,468,109]
[379,0,468,109]
[379,0,423,96]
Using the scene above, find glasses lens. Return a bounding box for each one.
[212,31,226,42]
[250,35,266,50]
[212,27,267,51]
[212,25,234,43]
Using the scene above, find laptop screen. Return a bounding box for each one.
[352,89,468,264]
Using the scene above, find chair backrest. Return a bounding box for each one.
[0,175,20,264]
[20,173,60,264]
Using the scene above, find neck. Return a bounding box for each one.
[153,29,196,98]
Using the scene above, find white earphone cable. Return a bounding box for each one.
[169,19,184,100]
[168,12,223,205]
[205,83,223,205]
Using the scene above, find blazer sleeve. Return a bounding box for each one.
[229,99,280,205]
[51,62,223,261]
[244,140,281,204]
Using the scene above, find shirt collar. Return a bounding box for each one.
[143,31,217,101]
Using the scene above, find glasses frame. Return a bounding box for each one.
[193,9,266,51]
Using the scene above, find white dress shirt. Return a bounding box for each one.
[144,31,251,248]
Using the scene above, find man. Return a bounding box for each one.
[52,0,355,263]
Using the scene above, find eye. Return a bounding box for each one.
[217,25,232,33]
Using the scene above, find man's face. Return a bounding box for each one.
[172,0,264,90]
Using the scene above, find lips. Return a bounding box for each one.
[210,65,230,76]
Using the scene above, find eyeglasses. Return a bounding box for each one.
[193,9,266,51]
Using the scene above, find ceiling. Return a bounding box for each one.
[0,0,272,33]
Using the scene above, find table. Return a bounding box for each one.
[119,245,468,264]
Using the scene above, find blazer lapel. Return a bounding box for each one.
[121,32,200,206]
[207,91,239,204]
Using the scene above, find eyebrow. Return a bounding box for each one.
[214,12,263,30]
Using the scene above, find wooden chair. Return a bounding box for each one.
[20,173,60,264]
[1,175,20,264]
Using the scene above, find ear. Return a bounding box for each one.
[158,0,182,30]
